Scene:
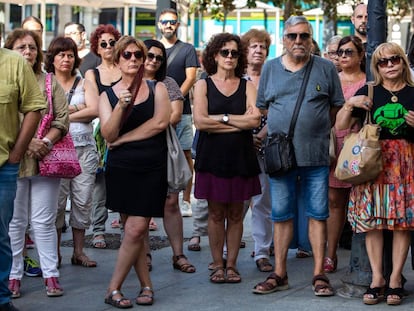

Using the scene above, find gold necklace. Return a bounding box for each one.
[389,90,399,103]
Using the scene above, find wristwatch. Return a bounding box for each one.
[222,114,229,124]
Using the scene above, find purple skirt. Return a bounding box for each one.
[194,172,261,203]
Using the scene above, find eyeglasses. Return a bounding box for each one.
[14,44,37,52]
[159,19,178,26]
[337,49,355,57]
[147,52,164,63]
[326,51,338,58]
[285,33,311,41]
[377,55,402,68]
[100,40,116,49]
[219,49,240,59]
[121,50,143,60]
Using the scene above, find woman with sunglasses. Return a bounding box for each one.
[4,29,69,298]
[45,37,100,269]
[141,39,196,273]
[336,42,414,306]
[324,36,366,274]
[84,24,121,250]
[100,36,170,308]
[193,33,261,284]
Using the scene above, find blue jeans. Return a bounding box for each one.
[269,166,329,222]
[0,163,19,304]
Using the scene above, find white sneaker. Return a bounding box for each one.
[180,200,192,217]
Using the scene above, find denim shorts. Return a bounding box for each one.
[175,114,193,151]
[269,166,329,222]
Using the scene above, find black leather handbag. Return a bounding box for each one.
[263,56,314,176]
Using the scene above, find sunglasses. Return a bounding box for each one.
[377,55,402,68]
[159,19,178,26]
[337,48,355,57]
[147,52,164,63]
[285,33,311,41]
[100,40,116,49]
[219,49,240,59]
[121,50,143,60]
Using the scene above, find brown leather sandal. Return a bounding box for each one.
[256,258,273,272]
[252,273,289,294]
[312,274,334,296]
[71,254,97,268]
[172,254,196,273]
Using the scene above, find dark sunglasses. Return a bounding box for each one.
[159,19,178,26]
[337,48,355,57]
[122,50,143,60]
[147,52,164,63]
[100,40,116,49]
[219,49,240,59]
[285,33,311,41]
[377,55,402,68]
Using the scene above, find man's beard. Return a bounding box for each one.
[161,28,177,40]
[356,25,367,36]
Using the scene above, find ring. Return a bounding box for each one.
[364,102,369,107]
[125,98,131,103]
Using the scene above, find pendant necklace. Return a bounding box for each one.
[389,90,398,103]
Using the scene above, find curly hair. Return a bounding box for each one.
[202,33,247,77]
[241,29,271,57]
[144,39,167,82]
[4,28,43,75]
[337,35,366,73]
[44,36,81,76]
[90,24,122,57]
[112,35,147,65]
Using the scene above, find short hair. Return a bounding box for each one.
[241,29,271,56]
[370,42,414,86]
[112,35,147,65]
[337,35,366,72]
[352,3,367,16]
[283,16,312,35]
[202,33,247,78]
[21,16,43,30]
[325,35,342,51]
[64,22,85,33]
[312,39,321,56]
[90,24,122,56]
[144,39,167,82]
[4,28,43,75]
[44,36,81,76]
[159,8,178,19]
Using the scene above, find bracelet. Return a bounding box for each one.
[42,137,54,150]
[343,105,353,112]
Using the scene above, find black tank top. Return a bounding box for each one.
[94,68,121,95]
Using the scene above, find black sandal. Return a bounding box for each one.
[105,290,133,309]
[385,287,403,305]
[363,286,385,305]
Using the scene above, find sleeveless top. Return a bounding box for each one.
[67,78,95,147]
[195,77,260,177]
[94,68,121,95]
[105,80,167,172]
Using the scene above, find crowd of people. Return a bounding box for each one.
[1,3,414,311]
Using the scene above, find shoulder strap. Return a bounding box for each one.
[365,82,374,124]
[45,73,53,117]
[167,41,184,70]
[67,76,81,104]
[287,55,314,138]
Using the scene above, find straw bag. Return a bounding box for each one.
[334,85,382,184]
[37,73,81,179]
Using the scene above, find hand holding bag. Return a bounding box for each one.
[38,73,82,178]
[166,124,192,190]
[263,56,314,176]
[334,84,382,184]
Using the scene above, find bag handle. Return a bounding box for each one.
[365,82,374,125]
[287,55,314,139]
[45,72,53,117]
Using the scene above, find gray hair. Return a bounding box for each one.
[325,35,342,51]
[284,16,313,35]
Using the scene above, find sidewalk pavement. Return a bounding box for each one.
[13,208,414,311]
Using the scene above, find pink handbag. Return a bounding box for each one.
[37,73,81,178]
